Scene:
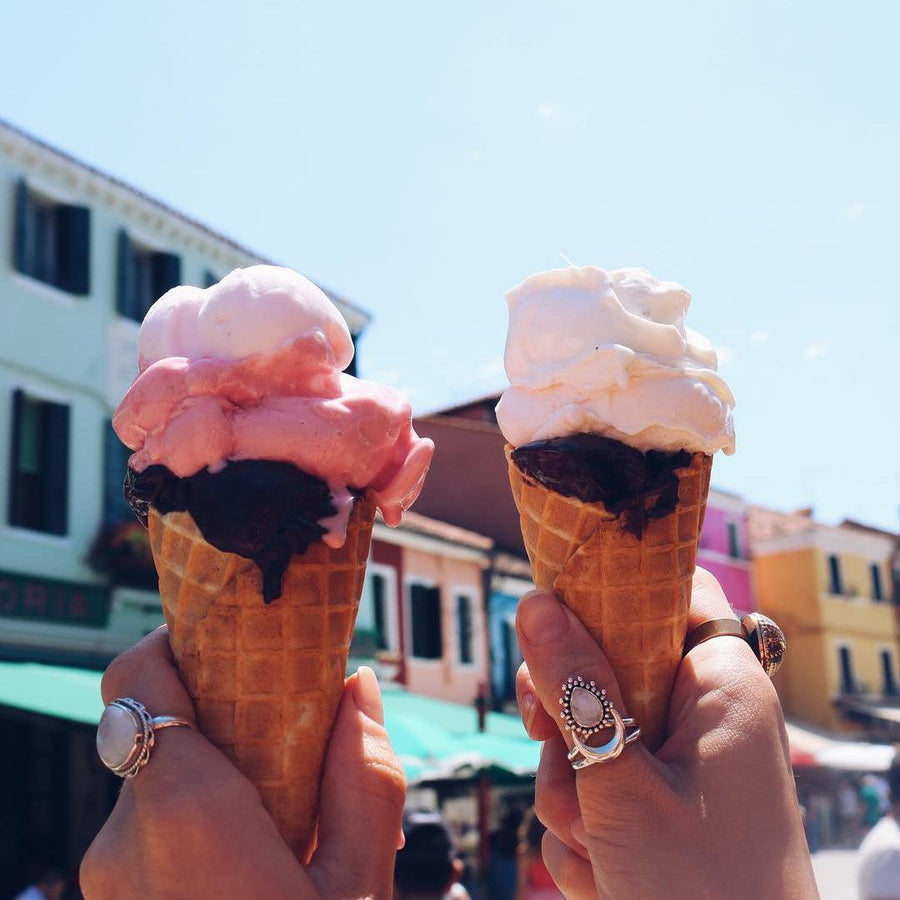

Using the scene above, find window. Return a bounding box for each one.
[371,572,388,651]
[8,390,70,535]
[872,564,884,602]
[881,650,897,697]
[457,594,474,665]
[203,269,221,288]
[828,555,843,595]
[117,230,182,322]
[13,180,90,294]
[727,522,740,558]
[838,646,855,694]
[409,582,442,660]
[103,421,131,525]
[345,334,358,378]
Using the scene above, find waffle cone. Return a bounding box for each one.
[506,446,712,750]
[148,493,376,863]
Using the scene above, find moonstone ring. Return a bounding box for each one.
[559,676,642,768]
[96,698,191,778]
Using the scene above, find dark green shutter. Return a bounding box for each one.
[116,229,134,317]
[12,179,29,275]
[7,389,24,525]
[153,252,182,305]
[43,402,70,536]
[56,204,91,295]
[103,420,131,525]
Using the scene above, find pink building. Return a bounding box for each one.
[353,511,493,707]
[697,489,755,615]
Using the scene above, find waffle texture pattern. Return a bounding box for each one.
[506,446,711,750]
[148,493,376,862]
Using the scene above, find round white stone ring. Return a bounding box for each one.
[559,676,642,769]
[96,697,191,778]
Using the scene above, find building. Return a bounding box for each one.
[697,488,755,615]
[356,512,492,706]
[414,394,757,708]
[0,118,370,894]
[0,117,369,670]
[750,506,900,737]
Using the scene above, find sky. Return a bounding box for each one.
[2,1,898,530]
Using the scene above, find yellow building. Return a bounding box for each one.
[750,508,899,737]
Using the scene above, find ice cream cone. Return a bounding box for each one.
[147,492,376,863]
[506,445,712,750]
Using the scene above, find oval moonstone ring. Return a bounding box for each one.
[96,698,191,778]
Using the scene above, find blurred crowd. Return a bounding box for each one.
[801,773,892,853]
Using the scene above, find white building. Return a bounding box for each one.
[0,118,370,667]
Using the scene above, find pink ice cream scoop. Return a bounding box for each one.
[113,265,433,546]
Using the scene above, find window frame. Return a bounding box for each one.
[871,563,884,603]
[835,641,855,695]
[827,554,843,596]
[364,562,400,654]
[879,645,898,697]
[453,586,479,670]
[13,178,91,298]
[6,386,72,540]
[404,576,443,664]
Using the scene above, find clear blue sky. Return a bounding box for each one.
[3,1,898,530]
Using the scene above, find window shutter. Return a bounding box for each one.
[13,179,29,275]
[153,252,182,302]
[7,389,24,525]
[103,420,131,524]
[56,204,91,295]
[42,402,70,536]
[116,229,134,317]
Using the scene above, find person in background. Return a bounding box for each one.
[862,774,886,829]
[12,869,67,900]
[858,753,900,900]
[394,810,471,900]
[515,808,562,900]
[836,776,862,846]
[486,807,523,900]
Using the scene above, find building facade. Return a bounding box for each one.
[0,118,369,669]
[355,512,492,706]
[697,488,755,615]
[750,507,900,736]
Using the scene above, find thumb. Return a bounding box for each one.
[308,667,406,898]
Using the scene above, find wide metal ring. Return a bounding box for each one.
[559,676,642,769]
[683,614,786,678]
[96,697,191,778]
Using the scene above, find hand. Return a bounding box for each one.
[80,628,405,899]
[516,568,819,900]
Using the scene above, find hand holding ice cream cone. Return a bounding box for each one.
[498,265,735,750]
[111,265,432,861]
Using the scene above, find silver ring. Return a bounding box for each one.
[96,697,191,778]
[559,676,642,769]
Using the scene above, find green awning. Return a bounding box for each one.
[0,661,538,782]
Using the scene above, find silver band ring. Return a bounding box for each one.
[96,698,192,778]
[559,676,642,769]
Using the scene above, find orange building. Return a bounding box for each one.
[750,507,900,738]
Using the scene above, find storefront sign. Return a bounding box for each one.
[0,570,110,627]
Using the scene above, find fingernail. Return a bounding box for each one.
[397,829,406,850]
[518,591,568,645]
[520,692,537,736]
[353,666,384,726]
[570,815,588,847]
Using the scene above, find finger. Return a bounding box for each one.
[668,568,786,764]
[516,662,558,741]
[310,667,406,898]
[541,831,598,900]
[101,626,196,724]
[516,591,665,825]
[534,733,589,858]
